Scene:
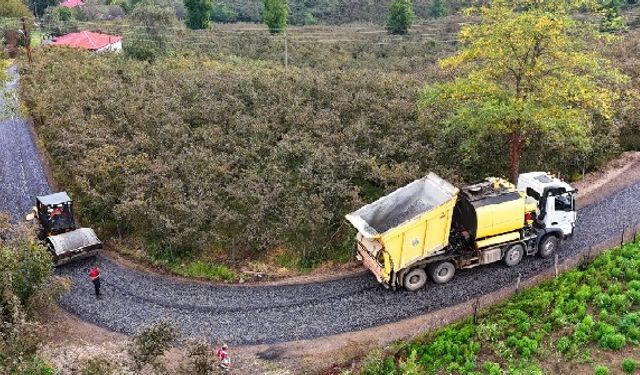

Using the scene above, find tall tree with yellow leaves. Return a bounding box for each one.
[420,0,627,182]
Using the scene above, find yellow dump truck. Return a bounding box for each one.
[345,172,576,290]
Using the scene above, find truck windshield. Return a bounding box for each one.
[554,193,573,212]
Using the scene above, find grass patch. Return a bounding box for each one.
[360,240,640,374]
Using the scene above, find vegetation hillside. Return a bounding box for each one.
[20,22,639,271]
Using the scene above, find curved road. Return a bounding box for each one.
[2,66,640,346]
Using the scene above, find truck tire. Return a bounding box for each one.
[403,268,428,291]
[538,235,559,258]
[503,244,524,267]
[428,261,456,284]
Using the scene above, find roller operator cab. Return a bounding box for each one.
[345,172,577,291]
[28,192,102,266]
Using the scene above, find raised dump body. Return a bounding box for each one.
[345,173,459,284]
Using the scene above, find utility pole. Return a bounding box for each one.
[284,31,288,80]
[22,17,32,65]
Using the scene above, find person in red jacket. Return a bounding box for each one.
[216,344,230,370]
[89,266,101,298]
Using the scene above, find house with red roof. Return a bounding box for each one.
[52,31,122,52]
[60,0,85,8]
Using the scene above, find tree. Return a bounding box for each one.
[124,3,176,61]
[428,0,447,18]
[211,1,236,23]
[184,0,212,29]
[27,0,60,17]
[420,0,625,182]
[600,0,626,32]
[263,0,287,34]
[43,6,79,36]
[0,0,33,18]
[386,0,415,35]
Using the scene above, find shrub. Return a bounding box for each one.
[595,364,610,375]
[386,0,415,35]
[483,361,501,375]
[83,356,117,375]
[179,340,216,375]
[556,337,571,353]
[128,320,180,370]
[428,0,447,18]
[599,333,626,350]
[0,217,57,375]
[263,0,288,33]
[211,1,237,23]
[184,0,213,29]
[622,358,637,374]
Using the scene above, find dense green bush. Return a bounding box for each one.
[0,215,57,375]
[595,365,610,375]
[263,0,288,33]
[622,358,637,374]
[386,0,415,35]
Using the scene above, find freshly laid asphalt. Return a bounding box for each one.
[2,66,639,346]
[0,66,51,221]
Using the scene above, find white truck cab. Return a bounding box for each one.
[517,172,577,237]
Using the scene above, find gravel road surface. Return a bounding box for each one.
[0,66,50,221]
[3,66,640,347]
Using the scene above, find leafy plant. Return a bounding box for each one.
[263,0,288,33]
[128,320,180,370]
[184,0,213,29]
[386,0,415,35]
[622,358,637,374]
[595,364,610,375]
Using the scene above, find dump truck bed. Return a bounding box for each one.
[346,173,459,283]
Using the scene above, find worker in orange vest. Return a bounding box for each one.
[216,344,230,370]
[89,266,101,299]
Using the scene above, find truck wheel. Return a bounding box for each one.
[503,244,524,267]
[428,261,456,284]
[538,235,559,258]
[403,268,428,291]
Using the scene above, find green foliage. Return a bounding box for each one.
[386,0,415,35]
[211,1,237,23]
[128,320,180,370]
[428,0,447,18]
[171,260,235,281]
[595,364,610,375]
[420,0,626,182]
[0,0,33,18]
[263,0,288,33]
[124,3,176,61]
[622,358,637,374]
[27,0,59,17]
[184,0,213,29]
[483,361,502,375]
[303,11,317,25]
[178,340,216,375]
[0,216,57,375]
[600,0,626,32]
[43,6,79,37]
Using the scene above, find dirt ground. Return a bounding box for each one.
[38,152,640,375]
